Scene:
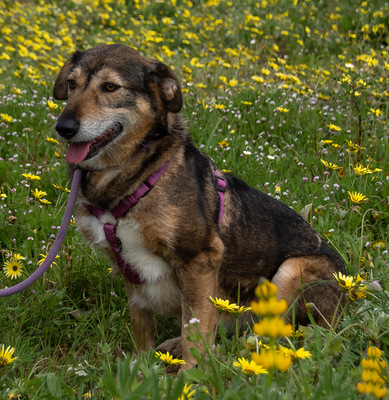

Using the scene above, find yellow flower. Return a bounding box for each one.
[0,193,7,199]
[178,383,195,400]
[348,284,368,301]
[32,188,47,199]
[251,75,265,83]
[320,159,340,170]
[0,113,14,122]
[46,137,60,144]
[332,272,356,290]
[22,173,41,181]
[38,252,59,266]
[293,347,312,359]
[155,351,186,365]
[278,344,312,359]
[39,199,52,205]
[228,79,238,87]
[218,140,229,148]
[209,296,239,313]
[348,191,368,204]
[47,100,58,110]
[357,346,388,399]
[327,124,342,131]
[254,279,278,300]
[354,163,382,175]
[369,108,383,116]
[53,184,70,193]
[252,347,292,372]
[0,345,17,367]
[372,241,386,250]
[3,259,23,279]
[251,297,287,316]
[276,107,289,113]
[253,316,293,338]
[233,357,268,375]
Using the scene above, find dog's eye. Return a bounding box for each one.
[103,83,118,92]
[68,80,76,89]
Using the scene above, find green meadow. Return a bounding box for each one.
[0,0,388,398]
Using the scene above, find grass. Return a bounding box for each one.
[0,0,388,398]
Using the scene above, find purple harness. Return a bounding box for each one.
[83,163,227,284]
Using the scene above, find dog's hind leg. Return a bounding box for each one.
[271,256,346,328]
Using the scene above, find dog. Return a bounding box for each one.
[53,44,346,368]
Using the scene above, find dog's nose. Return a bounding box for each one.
[55,115,80,140]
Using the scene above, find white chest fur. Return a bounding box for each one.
[76,209,182,317]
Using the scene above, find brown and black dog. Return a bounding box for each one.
[53,44,346,368]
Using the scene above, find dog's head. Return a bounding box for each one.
[53,44,183,168]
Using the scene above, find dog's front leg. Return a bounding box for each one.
[181,264,217,370]
[124,279,155,354]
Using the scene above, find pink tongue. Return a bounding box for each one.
[66,142,92,163]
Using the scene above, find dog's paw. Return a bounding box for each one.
[156,336,182,357]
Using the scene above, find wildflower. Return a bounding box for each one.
[276,107,289,113]
[321,140,333,144]
[155,351,186,365]
[228,79,238,87]
[333,272,367,301]
[233,305,252,314]
[320,159,340,170]
[209,296,239,313]
[47,100,58,110]
[32,188,47,199]
[38,252,59,266]
[337,167,346,178]
[0,345,17,367]
[348,284,368,301]
[293,347,312,359]
[369,108,383,116]
[333,271,356,290]
[22,173,41,181]
[218,140,229,148]
[251,75,264,83]
[3,259,23,279]
[0,113,13,122]
[253,316,292,338]
[233,357,268,375]
[278,345,312,360]
[372,241,386,250]
[327,124,342,131]
[39,199,52,205]
[46,137,60,144]
[82,393,92,399]
[254,279,278,299]
[53,184,70,193]
[251,297,287,316]
[178,383,195,400]
[357,346,388,399]
[348,191,368,204]
[252,347,292,372]
[0,193,7,199]
[354,163,382,175]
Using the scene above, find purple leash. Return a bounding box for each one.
[0,167,82,297]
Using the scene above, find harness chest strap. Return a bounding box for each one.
[83,163,226,284]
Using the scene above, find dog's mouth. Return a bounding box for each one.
[66,123,123,163]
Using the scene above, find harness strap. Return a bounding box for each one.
[83,162,169,284]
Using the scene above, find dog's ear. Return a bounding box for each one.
[53,51,83,100]
[148,62,183,113]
